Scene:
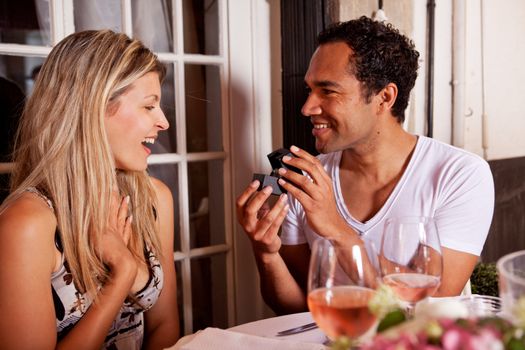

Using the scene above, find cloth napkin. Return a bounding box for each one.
[167,327,327,350]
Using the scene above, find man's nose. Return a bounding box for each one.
[301,93,322,117]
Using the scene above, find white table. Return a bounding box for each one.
[228,312,326,344]
[169,312,327,349]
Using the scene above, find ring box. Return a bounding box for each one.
[252,148,302,196]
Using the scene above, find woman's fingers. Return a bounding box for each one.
[108,191,120,226]
[105,192,132,243]
[117,196,130,228]
[122,214,133,245]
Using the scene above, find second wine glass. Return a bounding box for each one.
[379,216,443,313]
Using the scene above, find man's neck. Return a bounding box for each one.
[340,124,417,185]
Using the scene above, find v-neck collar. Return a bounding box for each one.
[332,136,426,235]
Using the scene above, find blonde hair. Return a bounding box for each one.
[3,30,166,299]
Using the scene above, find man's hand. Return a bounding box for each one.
[276,146,348,241]
[236,181,289,259]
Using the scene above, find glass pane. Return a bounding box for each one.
[0,0,50,45]
[185,64,222,152]
[147,163,180,252]
[0,54,44,202]
[0,55,45,96]
[132,0,174,52]
[188,160,225,248]
[158,62,177,153]
[183,0,219,55]
[175,261,185,335]
[73,0,122,32]
[0,55,45,162]
[191,254,228,331]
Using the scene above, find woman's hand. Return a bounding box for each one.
[94,193,137,279]
[236,181,289,259]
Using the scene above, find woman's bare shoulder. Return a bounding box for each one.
[149,176,173,205]
[0,192,57,244]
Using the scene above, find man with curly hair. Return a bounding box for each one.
[236,16,494,314]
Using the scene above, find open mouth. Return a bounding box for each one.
[142,137,156,151]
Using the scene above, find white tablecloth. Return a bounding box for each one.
[168,312,327,349]
[229,311,326,343]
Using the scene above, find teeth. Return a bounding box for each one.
[313,124,330,129]
[143,137,155,144]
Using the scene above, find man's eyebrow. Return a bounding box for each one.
[305,80,343,89]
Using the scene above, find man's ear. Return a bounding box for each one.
[377,83,398,114]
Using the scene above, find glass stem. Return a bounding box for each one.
[405,302,416,318]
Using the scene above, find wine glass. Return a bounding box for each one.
[497,250,525,321]
[379,216,443,315]
[307,239,379,344]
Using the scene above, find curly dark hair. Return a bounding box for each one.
[317,16,419,123]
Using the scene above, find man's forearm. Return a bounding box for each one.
[254,252,307,315]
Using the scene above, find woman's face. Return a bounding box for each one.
[105,71,169,171]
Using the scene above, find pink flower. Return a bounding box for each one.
[469,329,503,350]
[441,328,470,349]
[360,317,510,350]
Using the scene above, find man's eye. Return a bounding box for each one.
[322,89,335,95]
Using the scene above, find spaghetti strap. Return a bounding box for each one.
[26,187,54,212]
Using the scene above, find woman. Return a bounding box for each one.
[0,30,179,349]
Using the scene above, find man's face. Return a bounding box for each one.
[302,42,380,154]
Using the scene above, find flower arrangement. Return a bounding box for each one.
[361,317,524,350]
[330,286,525,350]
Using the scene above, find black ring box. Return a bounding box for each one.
[252,148,302,196]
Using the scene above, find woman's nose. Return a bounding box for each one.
[157,110,169,130]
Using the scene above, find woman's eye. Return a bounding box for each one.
[145,106,155,111]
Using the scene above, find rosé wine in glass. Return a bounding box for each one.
[307,286,376,339]
[379,216,443,313]
[307,239,379,343]
[382,273,440,303]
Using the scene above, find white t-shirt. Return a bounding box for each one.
[281,136,494,258]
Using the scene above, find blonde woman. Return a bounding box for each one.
[0,30,179,349]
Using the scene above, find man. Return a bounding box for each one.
[236,16,494,314]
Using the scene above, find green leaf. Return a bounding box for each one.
[330,336,352,350]
[507,338,525,350]
[470,262,499,297]
[377,309,406,333]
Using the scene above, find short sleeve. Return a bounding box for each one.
[280,195,308,245]
[435,158,494,256]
